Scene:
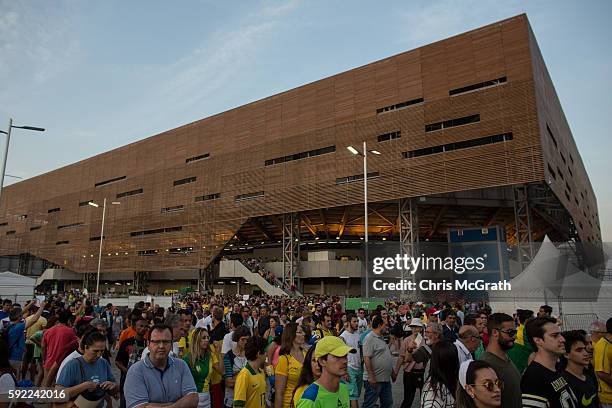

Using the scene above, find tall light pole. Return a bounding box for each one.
[88,199,120,295]
[347,142,381,299]
[0,118,45,204]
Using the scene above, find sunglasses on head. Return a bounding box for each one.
[469,378,504,392]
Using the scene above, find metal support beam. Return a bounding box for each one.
[282,213,300,289]
[338,207,349,238]
[319,209,330,239]
[399,198,419,298]
[301,214,318,237]
[427,205,447,239]
[134,271,149,294]
[83,272,96,292]
[513,184,534,272]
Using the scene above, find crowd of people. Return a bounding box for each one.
[0,292,610,408]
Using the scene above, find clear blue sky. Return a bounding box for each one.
[1,1,611,240]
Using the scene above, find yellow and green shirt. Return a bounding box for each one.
[233,363,266,408]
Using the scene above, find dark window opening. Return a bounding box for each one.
[79,200,93,207]
[195,193,220,202]
[161,205,185,213]
[336,172,380,185]
[16,214,27,220]
[130,226,183,237]
[138,249,158,256]
[565,182,572,193]
[570,154,574,165]
[425,114,480,132]
[377,130,401,142]
[89,236,105,241]
[565,190,571,201]
[95,175,126,187]
[0,222,7,227]
[48,207,61,213]
[449,76,507,96]
[557,167,565,180]
[560,152,567,165]
[6,230,15,235]
[403,132,513,159]
[173,176,197,186]
[235,191,264,202]
[568,167,573,177]
[186,153,210,164]
[547,164,557,180]
[169,246,195,255]
[376,97,424,114]
[265,145,335,166]
[116,188,143,199]
[58,222,84,230]
[56,240,69,245]
[30,226,41,231]
[546,124,558,148]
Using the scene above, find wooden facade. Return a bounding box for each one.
[0,14,600,277]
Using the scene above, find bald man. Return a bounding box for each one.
[455,325,481,364]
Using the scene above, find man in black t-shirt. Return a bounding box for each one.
[560,331,598,408]
[522,317,578,408]
[115,316,148,408]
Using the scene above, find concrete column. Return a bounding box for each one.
[320,280,325,295]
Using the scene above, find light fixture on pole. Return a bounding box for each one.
[88,198,120,295]
[347,142,381,299]
[0,118,45,205]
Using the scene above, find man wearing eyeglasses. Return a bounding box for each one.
[521,317,578,408]
[479,313,521,408]
[124,323,198,408]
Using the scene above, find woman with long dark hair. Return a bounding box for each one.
[420,340,459,408]
[275,322,306,408]
[456,360,502,408]
[291,342,320,407]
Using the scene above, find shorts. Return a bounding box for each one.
[347,366,364,401]
[23,343,34,365]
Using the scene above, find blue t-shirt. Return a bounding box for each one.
[57,356,115,388]
[7,322,25,361]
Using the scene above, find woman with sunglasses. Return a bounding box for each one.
[456,360,502,408]
[184,328,216,408]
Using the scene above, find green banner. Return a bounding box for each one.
[344,297,385,311]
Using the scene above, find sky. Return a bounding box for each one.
[1,0,611,240]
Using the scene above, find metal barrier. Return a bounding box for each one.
[562,313,599,331]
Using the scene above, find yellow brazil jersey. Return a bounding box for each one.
[233,363,266,408]
[210,343,223,385]
[275,351,306,408]
[292,384,307,407]
[594,337,612,403]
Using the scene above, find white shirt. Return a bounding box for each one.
[454,339,472,365]
[56,350,82,381]
[196,316,212,329]
[221,331,237,355]
[340,330,361,370]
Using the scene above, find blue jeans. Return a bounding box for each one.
[363,381,393,408]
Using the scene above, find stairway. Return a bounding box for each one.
[219,260,287,296]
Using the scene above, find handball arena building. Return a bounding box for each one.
[0,14,603,297]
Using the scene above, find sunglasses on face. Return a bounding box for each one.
[469,379,504,392]
[499,329,517,336]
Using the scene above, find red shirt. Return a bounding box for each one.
[41,324,78,369]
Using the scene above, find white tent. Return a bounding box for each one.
[0,271,36,304]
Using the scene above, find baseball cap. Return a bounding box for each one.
[314,336,356,359]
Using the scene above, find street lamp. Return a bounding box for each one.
[0,118,45,204]
[347,142,381,299]
[88,198,120,295]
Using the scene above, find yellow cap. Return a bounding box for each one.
[314,336,356,359]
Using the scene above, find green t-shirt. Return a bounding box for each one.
[30,330,44,358]
[296,381,349,408]
[183,353,211,393]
